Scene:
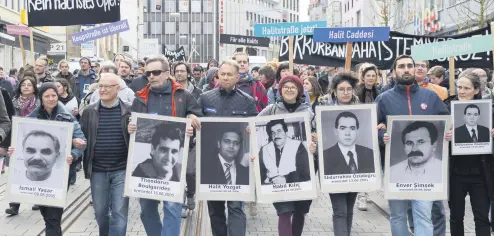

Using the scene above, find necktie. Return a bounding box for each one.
[224,163,232,185]
[348,151,357,174]
[472,129,478,142]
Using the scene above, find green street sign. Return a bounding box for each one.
[411,34,492,61]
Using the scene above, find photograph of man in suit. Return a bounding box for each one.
[390,121,442,183]
[200,125,249,185]
[259,119,310,185]
[455,104,490,143]
[132,124,183,181]
[323,112,374,175]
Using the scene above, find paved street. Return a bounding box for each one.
[0,171,482,235]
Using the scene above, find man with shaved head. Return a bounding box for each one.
[80,72,132,235]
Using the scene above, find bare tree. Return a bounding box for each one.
[366,0,397,28]
[451,0,494,32]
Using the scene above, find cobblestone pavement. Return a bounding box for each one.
[0,172,482,235]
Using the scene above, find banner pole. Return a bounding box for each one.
[29,28,35,65]
[449,56,455,96]
[289,36,294,73]
[345,42,352,70]
[491,22,494,69]
[19,35,26,66]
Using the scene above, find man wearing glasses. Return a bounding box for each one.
[80,73,132,236]
[376,55,450,236]
[129,56,203,236]
[415,60,448,101]
[70,57,97,100]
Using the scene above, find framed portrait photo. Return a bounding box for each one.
[384,115,451,200]
[451,100,492,155]
[196,118,254,201]
[252,112,317,204]
[5,117,73,208]
[124,113,190,203]
[316,104,382,193]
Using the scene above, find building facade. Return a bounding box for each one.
[393,0,494,36]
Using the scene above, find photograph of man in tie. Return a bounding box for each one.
[454,104,490,143]
[200,124,249,185]
[322,111,375,175]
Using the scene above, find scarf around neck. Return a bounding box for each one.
[239,72,252,82]
[19,95,37,117]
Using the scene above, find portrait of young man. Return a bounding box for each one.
[389,121,443,183]
[454,104,490,143]
[132,123,184,182]
[322,111,375,175]
[200,124,249,185]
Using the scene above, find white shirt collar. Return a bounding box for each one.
[338,142,358,169]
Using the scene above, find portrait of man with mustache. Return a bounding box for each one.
[22,130,61,182]
[390,121,443,183]
[259,119,310,185]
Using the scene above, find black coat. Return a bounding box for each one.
[200,153,249,185]
[454,124,490,143]
[323,144,375,175]
[0,88,14,148]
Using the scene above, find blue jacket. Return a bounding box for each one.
[27,102,87,160]
[375,84,449,145]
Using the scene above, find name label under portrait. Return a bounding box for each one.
[129,178,180,198]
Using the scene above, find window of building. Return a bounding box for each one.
[179,22,189,34]
[191,22,201,34]
[150,22,162,34]
[164,22,176,34]
[164,0,176,12]
[203,22,214,34]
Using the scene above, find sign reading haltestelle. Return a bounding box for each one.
[313,26,390,43]
[70,20,129,44]
[219,34,270,47]
[254,21,326,37]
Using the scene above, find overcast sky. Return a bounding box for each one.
[299,1,309,21]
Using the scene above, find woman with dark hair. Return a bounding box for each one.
[303,76,323,111]
[356,63,380,104]
[12,72,40,117]
[258,66,276,90]
[316,72,361,236]
[7,83,86,236]
[54,78,79,117]
[268,63,310,104]
[444,71,494,236]
[252,75,314,236]
[202,67,219,92]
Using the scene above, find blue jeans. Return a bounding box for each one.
[90,170,129,236]
[139,199,182,236]
[408,201,446,236]
[389,200,433,236]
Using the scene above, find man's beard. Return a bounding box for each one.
[395,73,415,85]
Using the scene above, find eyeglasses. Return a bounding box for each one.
[282,86,297,91]
[337,88,354,94]
[97,84,118,90]
[145,70,167,77]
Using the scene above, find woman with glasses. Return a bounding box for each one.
[251,75,314,236]
[317,72,360,236]
[4,71,41,215]
[444,71,494,236]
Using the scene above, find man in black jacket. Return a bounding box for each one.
[323,111,375,175]
[455,104,490,143]
[197,60,257,236]
[80,73,131,236]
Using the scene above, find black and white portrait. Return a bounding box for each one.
[197,118,254,201]
[385,116,449,200]
[124,114,189,203]
[316,105,381,193]
[253,113,317,203]
[6,118,72,207]
[452,100,492,155]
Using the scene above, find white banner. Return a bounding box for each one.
[139,38,160,59]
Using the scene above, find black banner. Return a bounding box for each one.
[219,34,270,47]
[163,46,186,62]
[279,26,492,69]
[27,0,121,27]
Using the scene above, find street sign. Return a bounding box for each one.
[219,34,270,47]
[254,21,326,37]
[6,25,29,36]
[70,20,130,45]
[411,34,492,61]
[313,26,390,43]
